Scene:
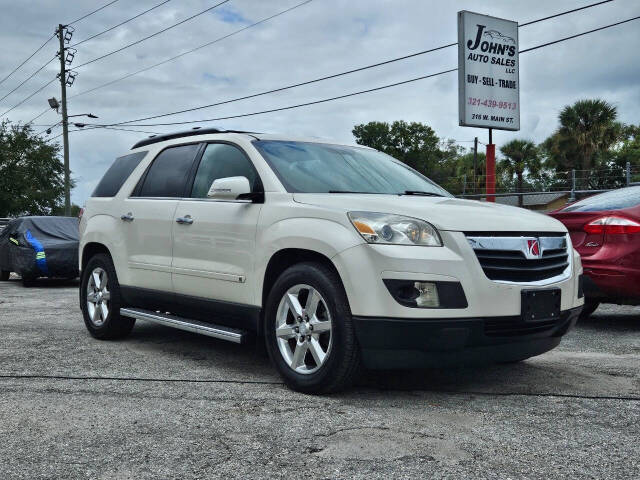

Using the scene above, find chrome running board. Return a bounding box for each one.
[120,307,246,344]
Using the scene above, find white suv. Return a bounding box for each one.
[79,128,584,393]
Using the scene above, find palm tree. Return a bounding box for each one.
[557,99,620,188]
[500,140,540,207]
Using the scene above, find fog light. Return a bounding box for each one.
[414,282,439,307]
[383,279,467,309]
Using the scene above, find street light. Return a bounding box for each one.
[47,97,60,112]
[68,113,98,119]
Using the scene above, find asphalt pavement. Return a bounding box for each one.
[0,275,638,479]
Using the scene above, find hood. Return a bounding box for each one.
[293,194,567,233]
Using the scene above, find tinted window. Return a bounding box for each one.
[92,151,147,197]
[191,143,260,198]
[561,186,640,212]
[253,140,450,196]
[136,144,200,197]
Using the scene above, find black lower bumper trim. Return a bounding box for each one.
[353,306,582,369]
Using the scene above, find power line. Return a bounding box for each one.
[48,124,161,140]
[69,0,609,102]
[97,13,640,128]
[97,69,460,127]
[0,56,56,103]
[74,0,231,70]
[27,107,53,124]
[519,0,613,26]
[86,43,457,123]
[4,0,221,119]
[6,0,618,123]
[519,13,640,53]
[0,0,126,102]
[0,77,57,119]
[70,0,173,48]
[0,34,55,87]
[66,0,121,26]
[90,0,621,127]
[69,0,316,99]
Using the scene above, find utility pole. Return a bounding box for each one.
[57,24,71,216]
[473,137,478,194]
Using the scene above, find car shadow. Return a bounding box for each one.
[72,307,639,395]
[123,322,604,396]
[14,277,80,288]
[124,321,276,378]
[579,309,640,332]
[355,362,552,393]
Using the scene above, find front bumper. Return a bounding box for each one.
[353,306,582,369]
[332,231,584,319]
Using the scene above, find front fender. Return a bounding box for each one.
[254,217,363,303]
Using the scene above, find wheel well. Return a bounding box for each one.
[262,248,342,309]
[81,243,111,270]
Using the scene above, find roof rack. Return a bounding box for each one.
[130,127,256,149]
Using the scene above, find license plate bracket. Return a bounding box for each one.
[521,289,561,322]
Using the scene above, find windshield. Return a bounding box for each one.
[253,140,451,196]
[560,186,640,212]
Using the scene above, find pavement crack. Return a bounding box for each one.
[1,375,639,402]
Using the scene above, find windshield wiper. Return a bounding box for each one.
[402,190,444,197]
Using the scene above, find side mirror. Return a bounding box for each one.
[207,176,251,200]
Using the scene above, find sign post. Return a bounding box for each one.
[458,11,520,201]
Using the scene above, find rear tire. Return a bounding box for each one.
[0,270,10,281]
[80,253,135,340]
[264,262,361,394]
[579,300,600,320]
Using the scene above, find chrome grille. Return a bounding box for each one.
[466,234,570,283]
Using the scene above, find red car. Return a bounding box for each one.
[549,186,640,318]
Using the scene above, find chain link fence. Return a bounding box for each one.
[447,162,639,210]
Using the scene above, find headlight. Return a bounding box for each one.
[348,211,442,246]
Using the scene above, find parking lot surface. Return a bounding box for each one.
[0,276,638,479]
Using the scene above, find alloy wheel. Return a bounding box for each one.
[275,284,333,374]
[86,267,110,327]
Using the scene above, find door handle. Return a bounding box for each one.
[176,215,194,225]
[121,213,134,222]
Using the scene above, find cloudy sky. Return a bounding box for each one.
[1,0,639,204]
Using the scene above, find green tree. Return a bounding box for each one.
[500,139,540,207]
[613,124,640,182]
[441,151,486,195]
[542,99,622,189]
[0,121,67,217]
[352,120,441,175]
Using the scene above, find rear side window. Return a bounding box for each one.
[135,144,200,197]
[190,143,260,198]
[92,151,147,197]
[561,186,640,212]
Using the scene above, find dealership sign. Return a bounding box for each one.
[458,11,520,131]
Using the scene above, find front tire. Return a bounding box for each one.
[579,300,600,320]
[80,253,134,339]
[264,262,361,394]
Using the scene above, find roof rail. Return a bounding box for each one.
[130,127,257,149]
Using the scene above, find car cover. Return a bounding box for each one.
[0,216,79,279]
